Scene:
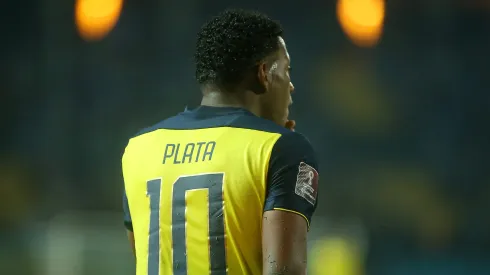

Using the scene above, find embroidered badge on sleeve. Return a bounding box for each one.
[294,162,319,205]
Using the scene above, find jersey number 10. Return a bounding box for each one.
[146,173,227,275]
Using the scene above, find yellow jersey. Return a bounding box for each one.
[122,106,319,275]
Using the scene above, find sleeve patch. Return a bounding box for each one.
[294,162,319,206]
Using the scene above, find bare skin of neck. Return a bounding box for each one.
[200,86,296,131]
[200,88,262,118]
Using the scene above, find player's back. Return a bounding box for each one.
[123,106,293,275]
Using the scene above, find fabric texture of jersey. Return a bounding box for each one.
[122,106,319,275]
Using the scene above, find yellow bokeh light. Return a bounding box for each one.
[337,0,385,47]
[311,237,363,275]
[75,0,124,41]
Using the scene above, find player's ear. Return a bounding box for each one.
[252,62,269,95]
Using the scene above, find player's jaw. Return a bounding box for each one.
[270,103,290,128]
[284,102,291,122]
[276,99,291,126]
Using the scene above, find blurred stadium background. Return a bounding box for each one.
[1,0,489,274]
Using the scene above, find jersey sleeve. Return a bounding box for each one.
[264,131,320,228]
[123,190,133,231]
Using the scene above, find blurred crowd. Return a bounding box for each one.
[1,0,489,274]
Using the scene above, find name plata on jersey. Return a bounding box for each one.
[163,141,216,164]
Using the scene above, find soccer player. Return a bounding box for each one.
[122,9,319,275]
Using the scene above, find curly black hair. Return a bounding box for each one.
[194,9,283,88]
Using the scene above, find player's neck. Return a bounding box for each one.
[200,89,260,117]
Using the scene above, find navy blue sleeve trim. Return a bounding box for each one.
[124,221,133,231]
[123,190,133,231]
[264,132,319,227]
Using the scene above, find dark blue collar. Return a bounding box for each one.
[184,105,254,117]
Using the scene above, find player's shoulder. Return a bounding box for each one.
[270,131,317,163]
[273,131,314,149]
[230,114,293,135]
[229,115,315,152]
